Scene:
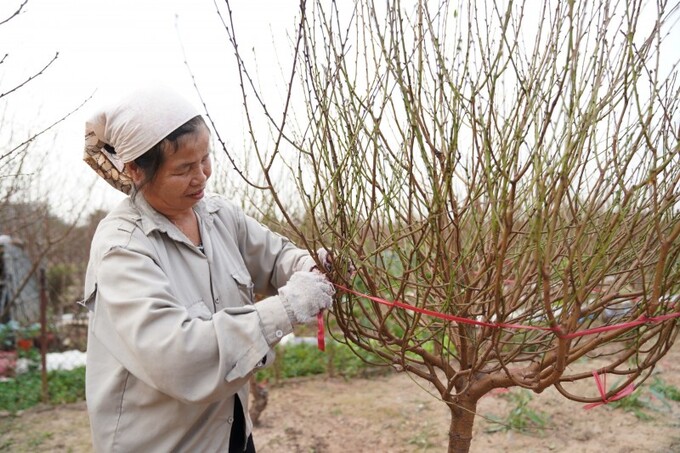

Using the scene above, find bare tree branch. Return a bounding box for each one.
[0,93,91,163]
[0,0,29,26]
[0,52,59,100]
[210,1,680,451]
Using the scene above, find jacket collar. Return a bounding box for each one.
[131,191,221,240]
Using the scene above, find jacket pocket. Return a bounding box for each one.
[231,271,254,305]
[77,285,97,312]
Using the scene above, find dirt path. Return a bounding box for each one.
[2,346,680,452]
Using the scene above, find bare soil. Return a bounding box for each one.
[2,345,680,453]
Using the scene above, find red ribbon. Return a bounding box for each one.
[317,311,325,351]
[315,283,677,407]
[583,371,636,409]
[334,284,680,340]
[332,284,677,406]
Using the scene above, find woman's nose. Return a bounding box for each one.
[192,166,208,184]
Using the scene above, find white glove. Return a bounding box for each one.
[316,248,333,272]
[313,248,356,277]
[279,271,335,324]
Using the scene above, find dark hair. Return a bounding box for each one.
[132,115,208,193]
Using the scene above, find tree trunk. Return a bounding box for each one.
[248,377,268,426]
[448,396,478,453]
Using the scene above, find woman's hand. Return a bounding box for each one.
[315,248,356,279]
[279,271,335,324]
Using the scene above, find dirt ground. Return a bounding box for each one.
[1,345,680,453]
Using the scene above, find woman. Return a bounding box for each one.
[81,85,335,452]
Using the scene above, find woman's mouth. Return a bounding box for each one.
[188,188,205,199]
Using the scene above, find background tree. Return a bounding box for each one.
[212,1,680,451]
[0,0,94,333]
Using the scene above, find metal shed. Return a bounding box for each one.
[0,235,40,325]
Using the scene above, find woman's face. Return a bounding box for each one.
[132,125,212,217]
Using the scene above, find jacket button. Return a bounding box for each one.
[275,330,284,338]
[227,416,234,424]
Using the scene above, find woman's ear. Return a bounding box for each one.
[124,162,144,187]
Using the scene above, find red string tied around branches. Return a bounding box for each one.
[313,284,679,408]
[583,371,636,410]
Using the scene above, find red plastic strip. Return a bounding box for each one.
[583,371,636,409]
[333,284,673,408]
[317,311,325,351]
[334,284,680,339]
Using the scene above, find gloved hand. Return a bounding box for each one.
[314,248,356,278]
[279,271,335,324]
[316,248,333,273]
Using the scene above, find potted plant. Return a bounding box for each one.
[16,322,41,350]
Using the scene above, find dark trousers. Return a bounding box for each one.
[229,396,256,453]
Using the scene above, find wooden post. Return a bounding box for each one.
[39,268,48,404]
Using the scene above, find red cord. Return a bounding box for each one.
[334,284,680,340]
[333,284,678,407]
[317,311,325,351]
[583,371,636,409]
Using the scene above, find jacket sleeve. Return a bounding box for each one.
[228,206,315,295]
[90,241,292,405]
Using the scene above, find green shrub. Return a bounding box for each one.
[0,367,86,413]
[607,378,680,420]
[1,341,386,413]
[608,388,656,420]
[486,389,550,434]
[650,377,680,402]
[255,340,386,383]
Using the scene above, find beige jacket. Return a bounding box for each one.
[82,193,313,452]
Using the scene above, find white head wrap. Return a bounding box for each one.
[83,84,201,194]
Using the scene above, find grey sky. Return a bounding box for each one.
[1,0,301,215]
[1,1,678,219]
